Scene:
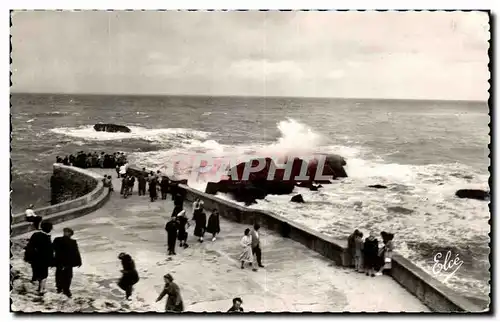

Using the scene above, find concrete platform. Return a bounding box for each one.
[11,169,429,312]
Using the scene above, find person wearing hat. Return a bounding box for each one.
[25,204,42,230]
[227,297,244,312]
[156,273,184,312]
[53,227,82,297]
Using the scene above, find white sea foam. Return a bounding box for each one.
[49,125,210,144]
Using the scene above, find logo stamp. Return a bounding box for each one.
[432,250,464,283]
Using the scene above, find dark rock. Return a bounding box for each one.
[291,194,305,203]
[387,206,414,215]
[205,154,347,204]
[455,189,490,201]
[368,184,388,189]
[94,123,131,133]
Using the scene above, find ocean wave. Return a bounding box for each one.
[33,111,70,117]
[49,125,211,145]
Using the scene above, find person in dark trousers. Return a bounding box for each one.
[156,273,184,312]
[192,205,207,243]
[120,175,127,195]
[160,177,169,200]
[24,221,54,295]
[165,217,179,255]
[363,232,379,277]
[149,178,158,202]
[115,165,120,178]
[251,224,264,268]
[138,172,147,196]
[53,227,82,298]
[118,252,139,300]
[176,210,190,249]
[227,297,244,312]
[128,175,135,194]
[206,209,221,242]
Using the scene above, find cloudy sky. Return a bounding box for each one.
[11,10,489,100]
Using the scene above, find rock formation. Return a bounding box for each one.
[368,184,388,189]
[455,189,490,201]
[290,194,305,203]
[205,154,347,204]
[94,124,131,133]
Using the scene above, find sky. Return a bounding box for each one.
[11,10,490,100]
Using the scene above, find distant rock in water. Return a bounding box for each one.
[455,189,490,201]
[387,206,414,215]
[368,184,388,189]
[291,194,305,203]
[94,123,131,133]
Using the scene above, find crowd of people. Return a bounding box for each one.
[20,169,261,312]
[55,151,127,169]
[347,229,395,277]
[21,159,395,312]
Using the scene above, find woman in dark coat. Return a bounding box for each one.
[149,178,158,202]
[192,207,207,243]
[24,221,54,295]
[118,252,139,300]
[156,273,184,312]
[363,232,379,277]
[206,210,221,242]
[176,210,189,249]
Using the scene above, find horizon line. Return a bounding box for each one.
[9,91,488,104]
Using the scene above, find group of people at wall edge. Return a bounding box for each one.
[56,151,127,169]
[347,230,394,277]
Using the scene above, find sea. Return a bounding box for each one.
[11,93,490,302]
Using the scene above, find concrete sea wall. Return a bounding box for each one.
[127,167,486,312]
[11,164,111,236]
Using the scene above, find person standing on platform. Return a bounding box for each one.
[25,204,42,230]
[117,253,139,300]
[363,232,379,277]
[53,228,82,298]
[156,273,184,312]
[206,209,221,242]
[138,172,147,196]
[240,228,257,271]
[354,231,364,273]
[149,177,158,202]
[160,177,169,200]
[192,203,207,243]
[347,229,360,268]
[251,224,264,268]
[176,210,190,249]
[165,217,179,255]
[24,221,54,295]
